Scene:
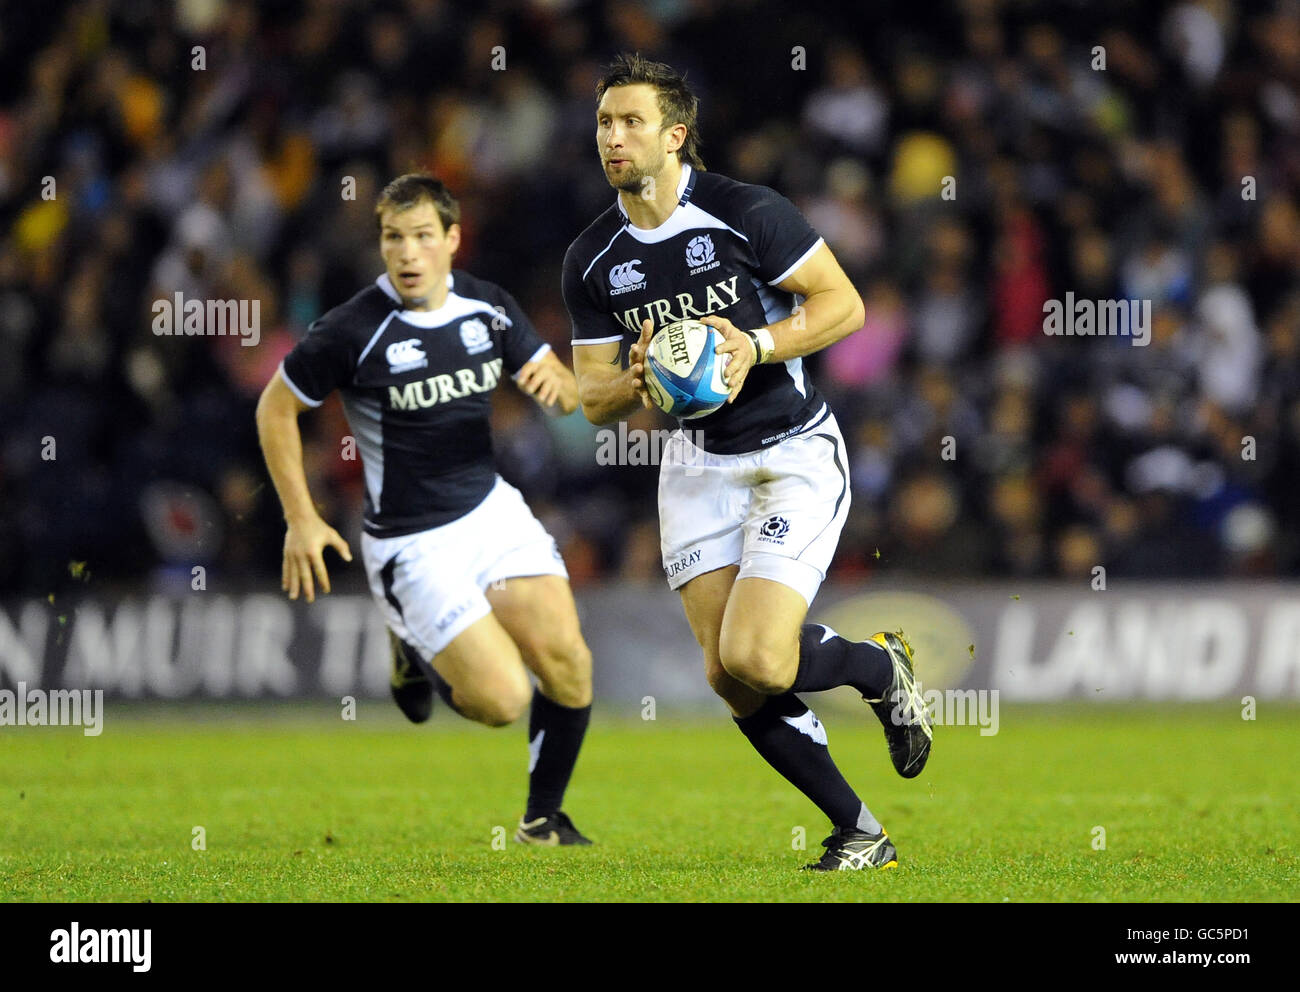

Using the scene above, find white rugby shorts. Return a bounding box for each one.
[361,476,567,659]
[658,404,851,606]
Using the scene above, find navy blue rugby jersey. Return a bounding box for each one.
[563,164,831,454]
[280,271,549,537]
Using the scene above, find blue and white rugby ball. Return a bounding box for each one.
[643,319,730,419]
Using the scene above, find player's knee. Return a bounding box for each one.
[471,670,532,727]
[526,635,592,706]
[718,638,795,695]
[477,691,529,728]
[705,659,765,715]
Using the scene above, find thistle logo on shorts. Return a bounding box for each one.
[758,515,790,544]
[386,338,428,374]
[459,317,492,355]
[686,234,719,275]
[609,259,646,296]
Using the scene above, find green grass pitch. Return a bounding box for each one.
[1,701,1296,902]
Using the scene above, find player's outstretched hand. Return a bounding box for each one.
[628,319,655,409]
[282,516,352,603]
[702,315,757,403]
[516,350,579,414]
[516,358,562,407]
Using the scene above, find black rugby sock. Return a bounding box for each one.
[525,689,591,820]
[734,693,880,832]
[790,624,893,698]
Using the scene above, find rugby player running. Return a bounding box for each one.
[258,174,595,846]
[565,55,932,870]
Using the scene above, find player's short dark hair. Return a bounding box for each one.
[596,53,705,171]
[375,173,460,234]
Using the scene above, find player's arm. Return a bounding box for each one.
[562,241,652,425]
[763,242,865,358]
[571,319,654,425]
[705,242,865,400]
[515,347,580,415]
[254,371,352,603]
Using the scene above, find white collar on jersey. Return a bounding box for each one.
[373,272,507,329]
[612,163,747,246]
[615,163,692,226]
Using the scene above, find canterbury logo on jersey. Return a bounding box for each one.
[385,338,428,374]
[388,358,504,410]
[608,259,646,295]
[611,274,742,334]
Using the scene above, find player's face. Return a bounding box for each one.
[597,84,670,194]
[379,201,460,310]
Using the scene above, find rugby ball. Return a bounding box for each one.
[643,319,730,418]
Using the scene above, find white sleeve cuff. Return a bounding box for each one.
[278,364,324,407]
[511,343,552,380]
[768,238,825,286]
[571,335,625,346]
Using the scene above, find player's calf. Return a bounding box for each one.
[486,580,594,838]
[513,637,593,825]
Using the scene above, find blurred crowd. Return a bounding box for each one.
[3,0,1300,596]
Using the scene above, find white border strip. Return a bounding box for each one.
[581,227,629,282]
[768,237,824,287]
[511,343,552,380]
[278,363,323,407]
[356,312,399,367]
[571,335,624,346]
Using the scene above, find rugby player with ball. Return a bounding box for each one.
[564,54,933,870]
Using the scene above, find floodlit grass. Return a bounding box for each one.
[1,702,1295,902]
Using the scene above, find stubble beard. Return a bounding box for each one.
[608,148,666,196]
[612,168,645,194]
